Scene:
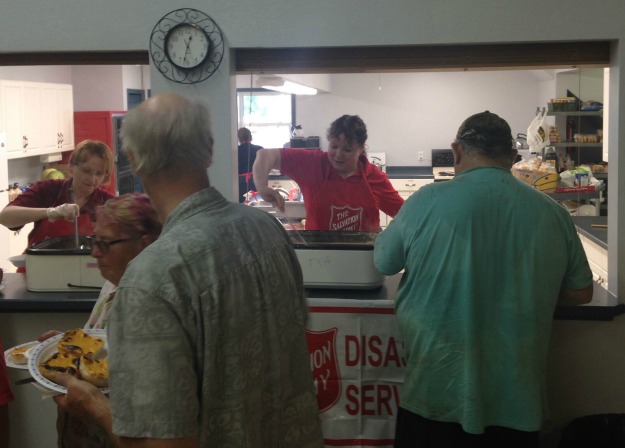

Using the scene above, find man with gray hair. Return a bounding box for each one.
[374,111,592,447]
[55,92,323,448]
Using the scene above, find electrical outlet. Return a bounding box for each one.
[418,151,424,161]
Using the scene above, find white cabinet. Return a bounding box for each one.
[390,178,434,200]
[0,80,74,159]
[578,232,608,291]
[0,145,9,272]
[385,178,434,227]
[0,80,33,157]
[56,84,75,151]
[39,83,74,153]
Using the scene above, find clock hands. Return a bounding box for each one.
[183,35,193,64]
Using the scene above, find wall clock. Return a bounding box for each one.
[150,8,224,84]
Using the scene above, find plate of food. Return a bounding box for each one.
[27,328,109,394]
[4,341,40,370]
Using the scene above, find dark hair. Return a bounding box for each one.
[455,111,515,160]
[327,115,368,148]
[238,127,252,143]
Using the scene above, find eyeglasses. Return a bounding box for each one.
[86,235,139,254]
[77,165,106,179]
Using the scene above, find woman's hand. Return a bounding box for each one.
[257,186,285,212]
[47,203,80,222]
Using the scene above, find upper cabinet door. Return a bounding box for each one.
[39,83,60,153]
[21,83,42,152]
[57,85,74,151]
[0,80,74,159]
[0,81,27,156]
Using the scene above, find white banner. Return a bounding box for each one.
[306,299,405,448]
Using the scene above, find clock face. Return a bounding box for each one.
[165,24,211,69]
[150,8,224,84]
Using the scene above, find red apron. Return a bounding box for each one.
[307,163,380,231]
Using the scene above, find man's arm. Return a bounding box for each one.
[54,375,198,448]
[557,284,593,306]
[54,375,117,442]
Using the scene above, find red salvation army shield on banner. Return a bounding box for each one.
[305,301,405,447]
[307,328,341,412]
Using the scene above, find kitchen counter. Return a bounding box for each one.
[0,272,621,320]
[1,271,622,447]
[572,216,607,249]
[0,272,98,313]
[386,166,434,179]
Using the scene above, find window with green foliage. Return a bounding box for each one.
[237,89,294,148]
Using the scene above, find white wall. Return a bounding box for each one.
[122,65,151,109]
[71,65,124,111]
[0,66,71,84]
[294,70,553,166]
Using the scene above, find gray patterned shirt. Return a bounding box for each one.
[108,187,323,447]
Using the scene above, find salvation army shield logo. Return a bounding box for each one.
[306,328,341,412]
[329,205,363,231]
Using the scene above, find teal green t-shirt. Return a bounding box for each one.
[374,166,592,433]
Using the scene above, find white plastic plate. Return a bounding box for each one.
[27,329,108,394]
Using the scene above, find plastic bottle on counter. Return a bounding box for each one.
[543,146,559,172]
[8,183,20,201]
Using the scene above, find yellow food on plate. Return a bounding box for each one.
[58,328,105,358]
[79,357,109,388]
[36,329,109,389]
[10,343,37,365]
[38,352,81,383]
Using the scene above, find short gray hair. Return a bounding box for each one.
[120,93,214,178]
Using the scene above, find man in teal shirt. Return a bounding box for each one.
[374,111,593,448]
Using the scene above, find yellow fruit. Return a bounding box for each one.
[533,173,558,193]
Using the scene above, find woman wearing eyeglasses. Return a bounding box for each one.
[0,139,115,251]
[38,193,161,448]
[84,193,162,329]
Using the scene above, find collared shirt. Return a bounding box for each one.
[375,166,592,433]
[108,187,323,447]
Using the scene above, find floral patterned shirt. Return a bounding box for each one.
[108,187,323,447]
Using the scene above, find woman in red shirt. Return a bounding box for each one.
[0,139,115,248]
[253,115,403,231]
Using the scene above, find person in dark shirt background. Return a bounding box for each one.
[237,127,264,203]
